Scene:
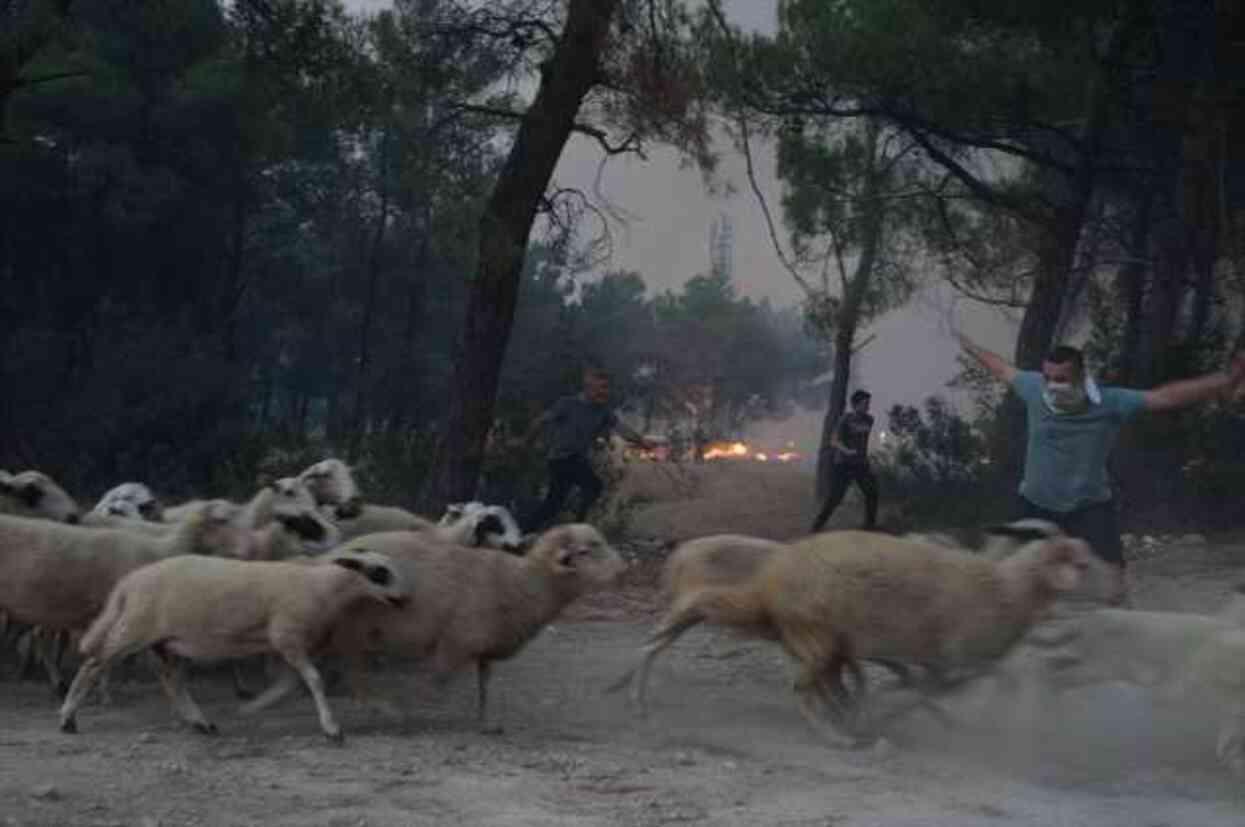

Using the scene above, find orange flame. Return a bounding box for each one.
[702,441,750,460]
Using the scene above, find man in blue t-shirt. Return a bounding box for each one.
[521,365,653,534]
[957,333,1245,605]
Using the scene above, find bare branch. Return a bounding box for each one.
[14,69,89,89]
[849,332,878,354]
[734,113,815,296]
[571,120,646,157]
[447,101,644,157]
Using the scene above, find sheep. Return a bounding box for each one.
[57,547,409,742]
[298,457,363,517]
[160,477,315,529]
[298,523,625,734]
[1179,624,1245,777]
[902,519,1064,562]
[0,500,249,694]
[0,469,81,523]
[16,500,333,699]
[329,499,525,551]
[997,586,1245,776]
[88,482,161,522]
[651,525,1071,705]
[243,505,342,561]
[608,528,1096,748]
[438,501,524,553]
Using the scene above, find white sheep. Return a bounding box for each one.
[0,500,249,694]
[437,501,524,552]
[88,482,161,522]
[608,527,1096,747]
[1179,624,1245,776]
[299,523,625,733]
[1003,587,1245,776]
[298,457,363,517]
[160,477,316,529]
[15,498,334,701]
[57,547,409,742]
[329,499,524,551]
[0,469,82,523]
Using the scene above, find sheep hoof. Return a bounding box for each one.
[326,730,345,746]
[234,687,256,701]
[479,724,505,736]
[53,681,69,699]
[193,721,219,736]
[59,718,78,734]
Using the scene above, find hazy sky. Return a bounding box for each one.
[342,0,1024,447]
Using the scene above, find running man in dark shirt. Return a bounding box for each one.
[811,389,879,532]
[521,365,653,533]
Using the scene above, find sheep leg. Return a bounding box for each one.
[792,668,865,749]
[613,607,707,716]
[781,632,866,749]
[33,627,68,697]
[276,647,343,744]
[476,660,504,735]
[231,659,257,701]
[15,626,40,682]
[59,656,111,733]
[151,648,217,735]
[238,663,301,715]
[861,669,980,735]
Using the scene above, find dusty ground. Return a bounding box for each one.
[3,467,1245,826]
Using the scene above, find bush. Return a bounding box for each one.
[872,395,1011,535]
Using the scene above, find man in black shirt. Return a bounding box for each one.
[521,365,653,533]
[811,389,879,532]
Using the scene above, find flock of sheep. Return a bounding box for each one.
[1,461,1243,780]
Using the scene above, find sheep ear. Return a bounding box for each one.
[474,514,504,545]
[18,483,44,507]
[364,564,393,587]
[278,512,326,543]
[445,503,465,518]
[335,498,363,520]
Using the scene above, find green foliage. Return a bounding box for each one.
[872,394,1009,531]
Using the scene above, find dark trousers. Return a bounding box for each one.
[1012,495,1125,568]
[811,462,879,532]
[524,454,604,533]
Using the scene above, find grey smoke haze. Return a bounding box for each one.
[343,0,1028,450]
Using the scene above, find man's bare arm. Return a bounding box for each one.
[1144,353,1245,412]
[956,332,1018,385]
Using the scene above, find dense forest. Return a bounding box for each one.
[3,0,1243,529]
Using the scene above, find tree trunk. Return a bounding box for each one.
[391,199,431,433]
[994,227,1076,484]
[351,127,393,443]
[1114,188,1154,385]
[814,121,884,501]
[420,0,621,511]
[992,9,1141,479]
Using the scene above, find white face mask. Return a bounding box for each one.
[1043,379,1087,413]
